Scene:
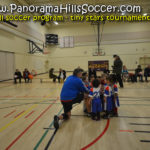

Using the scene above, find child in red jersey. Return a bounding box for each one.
[110,74,120,117]
[89,79,102,121]
[103,76,113,119]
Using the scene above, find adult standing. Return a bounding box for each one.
[89,66,97,79]
[113,55,124,88]
[53,68,89,129]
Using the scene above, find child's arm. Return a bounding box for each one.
[114,84,118,107]
[88,97,93,104]
[104,86,109,111]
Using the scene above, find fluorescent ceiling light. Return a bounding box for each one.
[54,21,58,25]
[121,12,126,15]
[143,13,147,16]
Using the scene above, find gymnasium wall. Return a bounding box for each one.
[0,26,50,74]
[0,1,52,76]
[47,22,150,71]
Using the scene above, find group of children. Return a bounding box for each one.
[82,73,120,121]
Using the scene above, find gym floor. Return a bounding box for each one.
[0,74,150,150]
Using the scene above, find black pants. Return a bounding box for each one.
[50,75,58,82]
[14,77,21,83]
[61,93,84,119]
[116,74,123,88]
[145,74,150,81]
[72,93,84,104]
[24,77,30,83]
[135,74,143,82]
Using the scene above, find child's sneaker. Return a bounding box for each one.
[54,115,59,129]
[113,113,119,117]
[91,117,96,120]
[96,117,101,121]
[103,114,110,119]
[87,113,91,117]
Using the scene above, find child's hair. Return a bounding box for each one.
[106,76,111,82]
[89,75,95,81]
[82,72,87,77]
[97,76,101,79]
[82,76,87,82]
[92,79,100,88]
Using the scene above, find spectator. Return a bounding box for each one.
[49,68,58,82]
[89,66,97,79]
[58,68,66,83]
[122,65,129,82]
[23,68,30,83]
[113,55,124,88]
[14,69,22,84]
[135,65,144,82]
[144,65,150,82]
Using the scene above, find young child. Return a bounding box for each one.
[89,79,102,121]
[89,75,95,87]
[100,74,107,112]
[82,72,90,90]
[110,74,120,117]
[103,76,113,119]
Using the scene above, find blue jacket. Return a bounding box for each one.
[60,75,89,102]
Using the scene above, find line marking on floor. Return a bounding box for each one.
[4,110,16,118]
[33,107,63,150]
[25,111,35,119]
[5,100,57,150]
[130,123,150,126]
[81,119,110,150]
[14,111,25,118]
[44,129,57,150]
[135,130,150,133]
[120,130,134,133]
[140,140,150,143]
[0,104,37,132]
[120,130,150,133]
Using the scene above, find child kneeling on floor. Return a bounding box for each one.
[88,79,102,121]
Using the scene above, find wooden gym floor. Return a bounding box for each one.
[0,74,150,150]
